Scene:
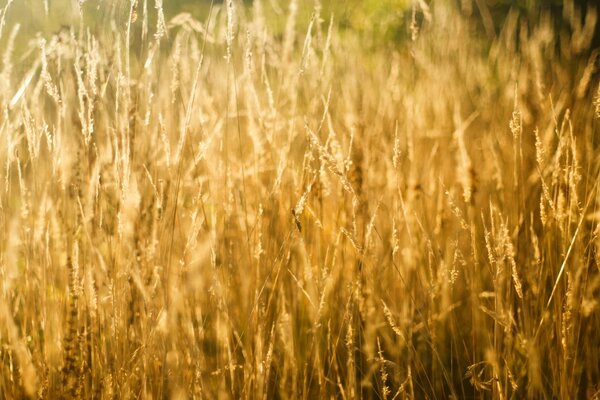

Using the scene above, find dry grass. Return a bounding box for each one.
[0,0,599,398]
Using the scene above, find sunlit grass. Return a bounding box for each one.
[0,0,599,398]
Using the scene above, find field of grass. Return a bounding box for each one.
[0,0,599,398]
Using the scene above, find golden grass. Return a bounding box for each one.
[0,0,599,398]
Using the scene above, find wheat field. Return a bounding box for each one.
[0,0,599,398]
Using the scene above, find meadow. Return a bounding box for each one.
[0,0,599,398]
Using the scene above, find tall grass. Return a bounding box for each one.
[0,0,599,398]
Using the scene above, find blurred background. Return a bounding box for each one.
[4,0,599,47]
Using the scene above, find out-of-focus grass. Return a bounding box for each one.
[1,0,599,399]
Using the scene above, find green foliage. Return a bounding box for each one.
[331,0,410,43]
